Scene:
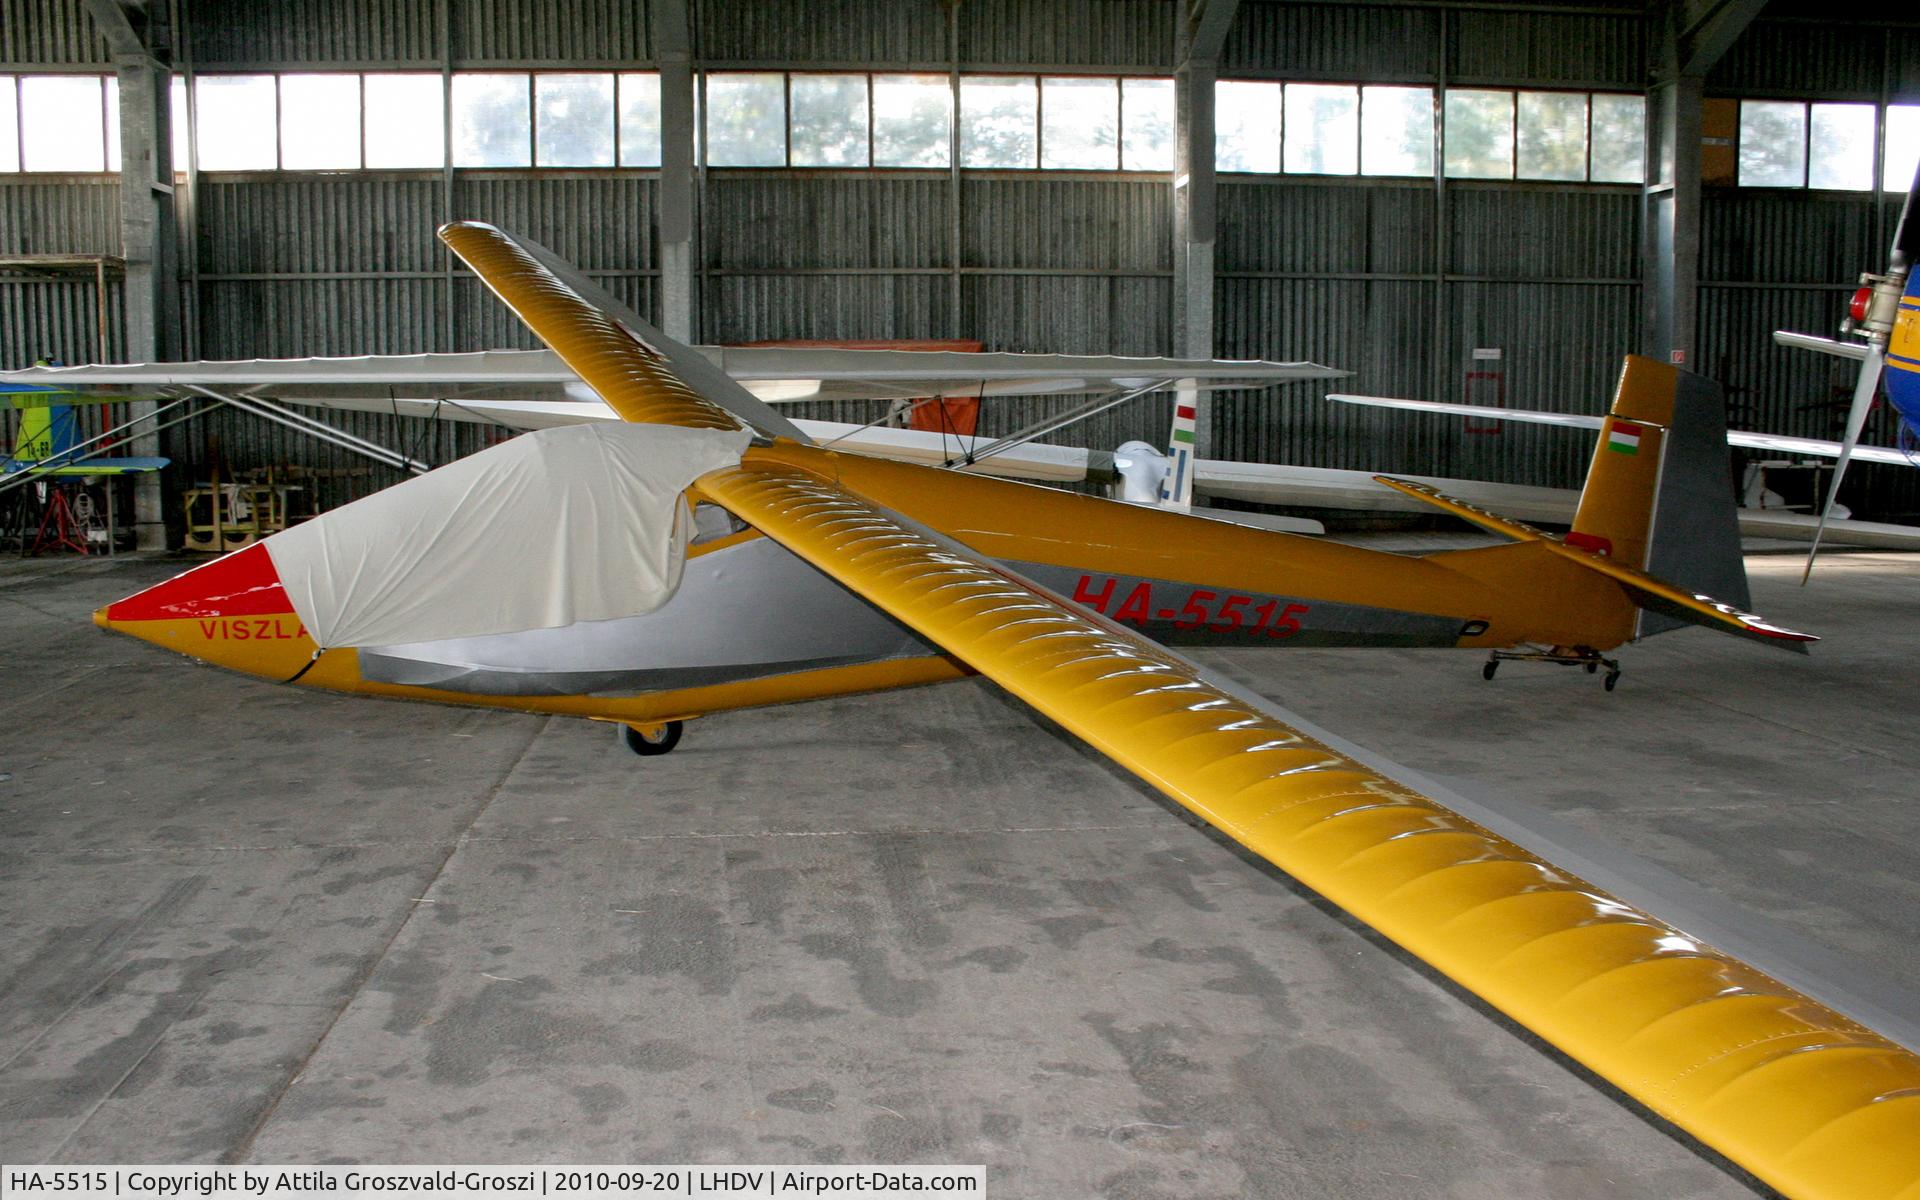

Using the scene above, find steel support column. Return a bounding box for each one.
[1173,1,1237,466]
[652,0,697,343]
[1643,0,1765,365]
[1644,74,1702,364]
[89,0,177,549]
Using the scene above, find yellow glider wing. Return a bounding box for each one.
[1376,475,1816,652]
[438,221,745,432]
[700,458,1916,1200]
[443,219,1913,1195]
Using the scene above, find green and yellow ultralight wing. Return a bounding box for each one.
[439,220,1920,1200]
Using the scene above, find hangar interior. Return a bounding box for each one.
[2,0,1917,532]
[3,0,1920,1194]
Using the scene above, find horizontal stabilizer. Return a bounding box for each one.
[1371,475,1550,542]
[1773,330,1871,361]
[1331,393,1606,430]
[1376,476,1815,653]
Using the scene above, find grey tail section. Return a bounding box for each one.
[1639,370,1750,638]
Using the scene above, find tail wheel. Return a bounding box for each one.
[620,720,684,757]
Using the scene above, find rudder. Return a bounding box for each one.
[1569,355,1749,632]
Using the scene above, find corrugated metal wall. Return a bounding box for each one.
[5,0,1918,527]
[0,0,109,64]
[0,175,125,453]
[1701,16,1920,516]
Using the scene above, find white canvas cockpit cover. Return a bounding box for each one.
[262,423,752,649]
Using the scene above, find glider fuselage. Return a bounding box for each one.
[98,443,1633,729]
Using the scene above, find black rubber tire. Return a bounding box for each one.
[621,720,684,756]
[1603,671,1621,692]
[1585,660,1599,674]
[1482,661,1498,681]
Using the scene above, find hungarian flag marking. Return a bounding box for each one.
[1607,420,1644,455]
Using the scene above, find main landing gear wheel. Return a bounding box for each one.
[1604,669,1622,692]
[620,721,684,757]
[1482,660,1498,681]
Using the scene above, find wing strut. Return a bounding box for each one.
[943,378,1170,469]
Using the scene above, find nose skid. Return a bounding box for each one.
[98,543,319,679]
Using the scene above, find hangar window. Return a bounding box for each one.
[1215,82,1640,184]
[706,72,785,166]
[617,72,662,167]
[872,74,951,168]
[1285,84,1359,175]
[1808,103,1875,191]
[1041,77,1119,169]
[1888,106,1920,192]
[279,74,360,170]
[453,73,532,167]
[790,74,869,167]
[169,76,187,166]
[104,77,120,166]
[1589,94,1645,183]
[1216,80,1282,173]
[0,79,15,172]
[536,73,616,168]
[364,74,444,168]
[1516,91,1587,181]
[1730,98,1908,192]
[960,76,1038,168]
[195,74,278,170]
[1445,90,1514,178]
[1360,86,1434,176]
[20,75,110,171]
[1121,78,1175,170]
[1738,100,1807,187]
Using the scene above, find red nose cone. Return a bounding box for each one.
[97,543,316,678]
[1849,286,1873,323]
[104,543,292,622]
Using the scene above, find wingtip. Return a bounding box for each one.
[436,219,496,244]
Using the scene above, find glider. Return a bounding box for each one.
[91,223,1919,1196]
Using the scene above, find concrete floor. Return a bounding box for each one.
[2,547,1915,1196]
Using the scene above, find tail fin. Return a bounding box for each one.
[1377,356,1807,652]
[1569,355,1751,630]
[1157,383,1198,512]
[12,403,78,464]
